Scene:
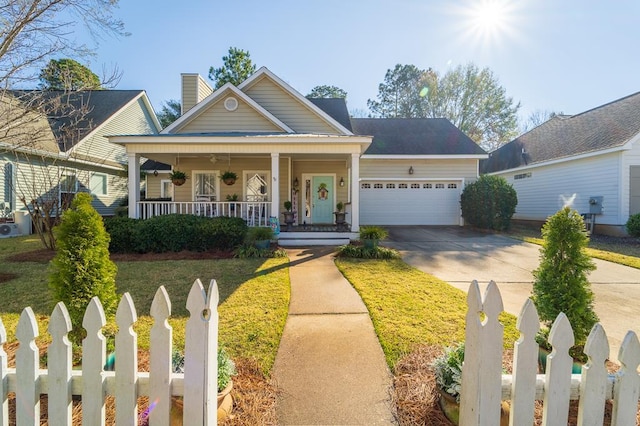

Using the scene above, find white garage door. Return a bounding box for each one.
[360,180,462,225]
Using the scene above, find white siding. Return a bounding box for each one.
[73,97,158,167]
[493,152,623,225]
[621,138,640,220]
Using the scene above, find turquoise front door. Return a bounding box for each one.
[311,176,334,223]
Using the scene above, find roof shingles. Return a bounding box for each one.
[482,91,640,173]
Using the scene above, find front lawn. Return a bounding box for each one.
[335,257,519,369]
[0,236,289,374]
[507,223,640,269]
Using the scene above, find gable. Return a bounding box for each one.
[242,74,343,134]
[180,95,284,133]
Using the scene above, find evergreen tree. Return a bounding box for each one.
[49,192,118,345]
[532,207,598,345]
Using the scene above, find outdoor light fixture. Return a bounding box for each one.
[153,170,158,177]
[293,177,299,190]
[339,177,345,187]
[409,166,414,175]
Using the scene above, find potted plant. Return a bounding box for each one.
[334,201,347,231]
[282,201,295,231]
[432,343,508,425]
[170,347,237,422]
[246,226,274,249]
[220,170,238,186]
[169,170,188,186]
[359,225,388,249]
[226,193,239,213]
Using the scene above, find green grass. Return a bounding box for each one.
[335,258,519,369]
[0,236,289,374]
[507,224,640,269]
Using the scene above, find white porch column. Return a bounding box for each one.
[350,153,360,232]
[127,153,140,218]
[271,153,280,219]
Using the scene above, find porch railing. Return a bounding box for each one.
[137,201,271,226]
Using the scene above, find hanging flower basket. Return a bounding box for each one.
[220,171,238,186]
[169,170,188,186]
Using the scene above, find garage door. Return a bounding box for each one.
[360,180,462,225]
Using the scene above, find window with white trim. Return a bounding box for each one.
[193,171,219,202]
[245,171,269,202]
[161,180,173,199]
[90,173,108,196]
[60,172,78,208]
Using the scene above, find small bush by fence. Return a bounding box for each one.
[1,279,222,425]
[105,215,248,253]
[460,280,639,425]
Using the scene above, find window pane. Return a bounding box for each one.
[246,173,268,202]
[61,174,77,193]
[194,173,217,201]
[90,174,107,195]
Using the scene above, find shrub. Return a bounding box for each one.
[245,226,274,243]
[234,244,287,258]
[532,207,598,346]
[105,215,247,253]
[49,192,118,347]
[461,175,517,231]
[359,226,388,240]
[104,216,143,253]
[336,243,400,259]
[171,347,236,392]
[626,213,640,237]
[431,343,464,403]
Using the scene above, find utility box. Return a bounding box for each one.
[589,196,604,215]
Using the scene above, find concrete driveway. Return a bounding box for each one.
[384,226,640,362]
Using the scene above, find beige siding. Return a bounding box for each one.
[182,74,213,114]
[291,161,349,209]
[73,97,158,167]
[180,99,283,133]
[360,158,479,181]
[244,77,340,134]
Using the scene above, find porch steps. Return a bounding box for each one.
[277,231,357,247]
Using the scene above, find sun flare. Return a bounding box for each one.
[453,0,518,48]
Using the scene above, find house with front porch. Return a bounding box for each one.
[110,67,486,245]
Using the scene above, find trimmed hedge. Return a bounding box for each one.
[461,175,518,231]
[104,215,248,253]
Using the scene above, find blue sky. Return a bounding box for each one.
[82,0,640,126]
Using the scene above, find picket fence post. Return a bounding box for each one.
[47,302,73,425]
[0,317,7,426]
[184,279,219,426]
[577,324,609,426]
[115,293,138,425]
[611,331,640,425]
[460,280,504,426]
[509,298,539,426]
[82,297,107,426]
[149,285,173,426]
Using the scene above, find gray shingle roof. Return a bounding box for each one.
[351,118,487,155]
[482,91,640,173]
[12,90,145,152]
[307,98,353,132]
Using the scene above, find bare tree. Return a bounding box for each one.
[0,1,127,249]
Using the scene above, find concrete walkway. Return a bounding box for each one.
[272,247,396,425]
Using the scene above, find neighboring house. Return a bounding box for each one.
[482,91,640,236]
[111,67,486,244]
[0,90,160,235]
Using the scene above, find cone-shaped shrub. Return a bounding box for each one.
[50,192,118,345]
[532,207,598,345]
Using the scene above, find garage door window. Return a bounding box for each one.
[386,183,395,189]
[374,183,383,189]
[362,183,371,189]
[424,183,432,188]
[411,183,420,189]
[436,183,445,189]
[448,183,458,189]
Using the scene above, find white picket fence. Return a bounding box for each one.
[0,279,221,426]
[460,280,640,426]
